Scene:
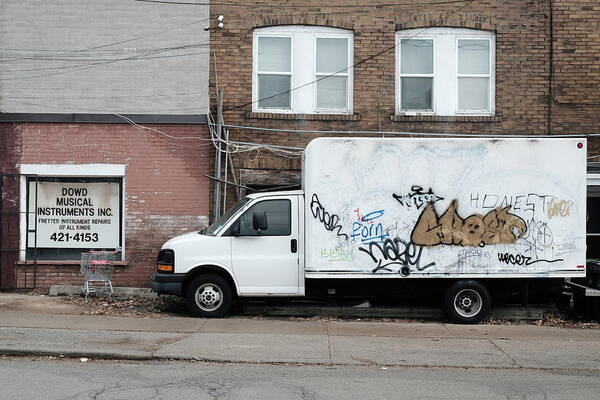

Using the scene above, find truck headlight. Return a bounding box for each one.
[156,249,175,273]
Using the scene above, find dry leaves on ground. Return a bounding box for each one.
[62,295,186,318]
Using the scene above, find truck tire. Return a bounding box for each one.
[443,280,491,324]
[186,273,232,318]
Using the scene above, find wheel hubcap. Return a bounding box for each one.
[195,283,223,312]
[454,289,482,318]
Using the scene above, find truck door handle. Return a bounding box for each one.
[291,239,297,253]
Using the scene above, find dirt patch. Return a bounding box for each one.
[61,295,187,318]
[487,312,600,329]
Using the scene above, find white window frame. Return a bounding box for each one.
[252,26,353,115]
[395,28,495,117]
[19,164,126,261]
[456,37,493,114]
[397,37,436,114]
[254,34,294,112]
[313,35,352,113]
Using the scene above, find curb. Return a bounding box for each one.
[3,348,599,373]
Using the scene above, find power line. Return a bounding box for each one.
[135,0,475,8]
[1,50,209,74]
[0,43,208,61]
[0,97,207,114]
[214,122,599,139]
[84,18,209,51]
[223,0,477,112]
[0,42,208,81]
[0,18,209,54]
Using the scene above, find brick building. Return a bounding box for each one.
[0,1,211,289]
[209,0,600,190]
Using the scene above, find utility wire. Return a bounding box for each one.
[0,18,209,54]
[0,42,208,81]
[1,50,209,74]
[0,43,208,61]
[214,123,598,139]
[223,0,477,112]
[135,0,475,8]
[85,18,210,51]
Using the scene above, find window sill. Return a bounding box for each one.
[391,114,501,123]
[16,260,128,268]
[246,112,360,121]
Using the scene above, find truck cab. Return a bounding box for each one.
[151,191,305,317]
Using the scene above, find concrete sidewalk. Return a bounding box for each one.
[1,309,599,371]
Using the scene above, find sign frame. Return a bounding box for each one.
[25,176,123,259]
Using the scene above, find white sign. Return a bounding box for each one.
[29,181,120,248]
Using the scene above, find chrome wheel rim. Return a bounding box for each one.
[195,283,223,312]
[454,289,482,318]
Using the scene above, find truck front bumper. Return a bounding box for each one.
[151,272,185,296]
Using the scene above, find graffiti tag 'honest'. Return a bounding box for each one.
[411,200,527,247]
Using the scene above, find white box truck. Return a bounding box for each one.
[151,137,587,323]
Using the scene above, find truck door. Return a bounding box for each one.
[230,196,299,295]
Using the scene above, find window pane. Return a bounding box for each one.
[258,74,291,109]
[458,77,488,110]
[587,195,600,234]
[258,37,291,72]
[239,200,291,236]
[316,38,348,73]
[458,39,490,74]
[587,236,600,260]
[316,76,347,109]
[401,77,432,110]
[401,39,433,74]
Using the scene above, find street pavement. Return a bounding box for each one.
[2,358,600,400]
[0,304,599,371]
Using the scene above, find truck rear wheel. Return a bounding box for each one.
[443,280,491,324]
[186,273,232,318]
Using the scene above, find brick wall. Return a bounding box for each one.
[551,0,600,136]
[210,0,600,173]
[0,123,22,288]
[13,122,211,289]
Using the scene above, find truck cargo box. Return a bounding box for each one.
[304,137,587,279]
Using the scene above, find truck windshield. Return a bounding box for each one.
[203,197,252,236]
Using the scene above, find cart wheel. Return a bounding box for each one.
[185,274,232,318]
[443,280,491,324]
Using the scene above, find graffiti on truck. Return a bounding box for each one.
[358,237,435,275]
[392,185,444,210]
[310,194,348,239]
[351,209,389,244]
[411,200,527,248]
[310,189,576,274]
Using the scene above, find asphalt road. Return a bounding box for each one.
[1,358,599,400]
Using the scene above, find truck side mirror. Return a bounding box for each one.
[253,211,268,232]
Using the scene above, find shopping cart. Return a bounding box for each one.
[80,250,116,298]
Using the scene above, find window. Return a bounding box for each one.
[253,26,353,114]
[399,39,434,111]
[25,177,123,260]
[587,185,600,260]
[396,28,495,116]
[237,200,291,236]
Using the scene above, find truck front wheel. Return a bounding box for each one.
[186,274,232,317]
[443,280,491,324]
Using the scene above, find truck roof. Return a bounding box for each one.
[247,190,304,199]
